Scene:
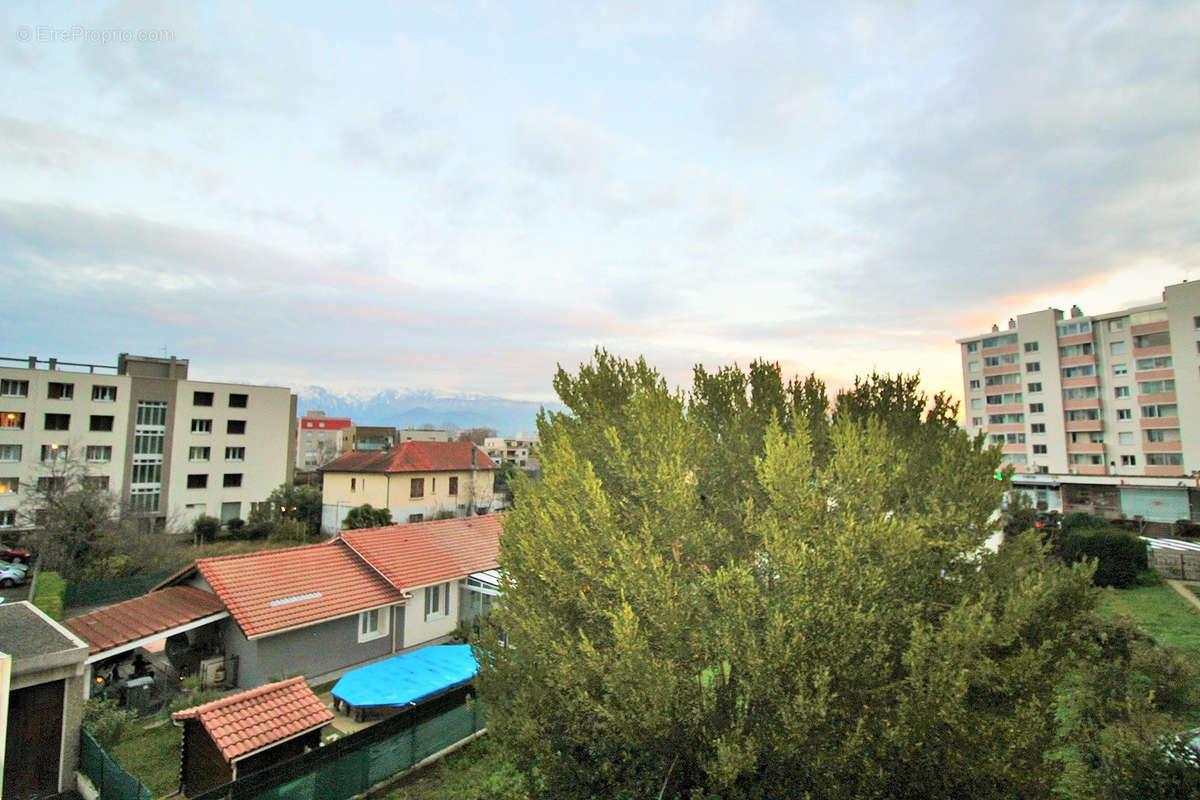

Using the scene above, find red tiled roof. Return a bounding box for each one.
[63,586,227,655]
[339,514,503,590]
[320,441,497,474]
[195,540,404,639]
[173,677,333,763]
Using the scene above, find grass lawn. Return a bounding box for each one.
[109,719,182,797]
[1095,584,1200,653]
[381,735,511,800]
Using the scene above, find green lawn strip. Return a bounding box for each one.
[381,735,509,799]
[109,719,182,797]
[1095,584,1200,653]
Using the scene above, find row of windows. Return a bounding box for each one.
[192,419,247,435]
[349,476,460,498]
[0,412,116,432]
[0,380,119,402]
[0,475,111,495]
[193,391,248,408]
[186,473,243,489]
[189,446,245,462]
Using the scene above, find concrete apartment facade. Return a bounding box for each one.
[483,435,540,470]
[957,280,1200,525]
[0,354,296,532]
[296,411,355,471]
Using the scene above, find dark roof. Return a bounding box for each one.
[0,602,85,659]
[63,586,227,655]
[321,441,497,474]
[339,514,503,590]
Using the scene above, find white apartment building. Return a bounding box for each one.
[0,354,296,532]
[957,280,1200,525]
[483,434,539,470]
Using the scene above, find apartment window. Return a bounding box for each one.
[970,417,982,427]
[1064,386,1098,400]
[970,398,982,409]
[1031,424,1046,434]
[965,342,978,353]
[1025,362,1040,373]
[1135,355,1172,371]
[1138,379,1176,395]
[1194,315,1200,329]
[136,401,167,427]
[1108,319,1126,332]
[1032,445,1047,455]
[449,476,458,496]
[1029,403,1045,414]
[983,353,1019,367]
[1065,409,1101,422]
[92,385,117,402]
[1113,363,1128,376]
[424,582,451,621]
[0,444,20,462]
[408,513,424,523]
[406,478,424,499]
[1057,321,1092,337]
[0,478,18,494]
[187,474,208,489]
[1118,432,1134,445]
[1026,382,1042,393]
[985,373,1021,387]
[968,361,979,373]
[228,393,248,408]
[982,333,1018,348]
[1141,404,1178,418]
[1,411,26,430]
[1145,428,1181,443]
[350,477,357,491]
[1147,453,1183,467]
[189,446,210,462]
[1120,455,1137,467]
[225,446,245,461]
[988,413,1025,425]
[0,379,28,397]
[1117,408,1132,420]
[987,392,1023,405]
[130,462,162,484]
[86,445,112,462]
[47,382,74,400]
[1133,331,1170,349]
[83,476,109,491]
[358,606,390,643]
[226,420,246,435]
[89,414,114,432]
[37,476,66,493]
[0,510,15,526]
[192,419,212,434]
[223,473,243,488]
[1059,343,1094,358]
[1069,454,1103,466]
[968,379,981,390]
[1023,342,1039,353]
[1113,386,1130,399]
[1062,364,1096,379]
[44,413,70,431]
[130,488,160,512]
[40,444,67,462]
[1110,341,1127,355]
[193,391,214,406]
[220,501,240,521]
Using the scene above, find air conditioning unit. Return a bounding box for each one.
[199,656,227,688]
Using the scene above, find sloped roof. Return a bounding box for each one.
[339,514,503,590]
[193,540,404,639]
[320,441,497,474]
[173,677,333,763]
[64,586,227,655]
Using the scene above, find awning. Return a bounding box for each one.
[63,586,229,662]
[331,644,477,709]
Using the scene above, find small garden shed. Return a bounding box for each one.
[172,676,333,796]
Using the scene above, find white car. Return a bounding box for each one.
[0,566,26,588]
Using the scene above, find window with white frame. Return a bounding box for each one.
[86,445,112,462]
[0,444,21,462]
[0,379,28,397]
[92,385,117,402]
[424,582,451,622]
[358,606,390,642]
[189,446,210,462]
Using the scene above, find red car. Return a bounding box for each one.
[0,546,31,565]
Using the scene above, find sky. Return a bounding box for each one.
[1,1,1197,407]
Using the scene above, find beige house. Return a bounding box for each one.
[319,441,497,533]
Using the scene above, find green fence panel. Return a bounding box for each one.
[65,572,173,610]
[367,726,415,786]
[80,730,155,800]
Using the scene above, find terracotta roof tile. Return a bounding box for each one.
[173,677,333,763]
[339,514,503,590]
[196,540,404,639]
[320,441,497,474]
[63,586,227,655]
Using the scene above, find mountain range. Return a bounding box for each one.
[295,387,561,436]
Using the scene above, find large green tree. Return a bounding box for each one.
[475,351,1191,799]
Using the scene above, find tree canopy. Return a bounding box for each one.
[475,350,1196,799]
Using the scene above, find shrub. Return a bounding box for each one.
[343,504,393,530]
[83,698,135,749]
[1175,519,1200,539]
[267,519,314,544]
[433,509,458,521]
[225,518,246,536]
[168,687,227,715]
[192,515,221,544]
[1055,529,1148,588]
[1062,512,1110,533]
[32,570,67,620]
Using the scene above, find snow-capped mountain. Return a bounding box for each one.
[296,387,561,435]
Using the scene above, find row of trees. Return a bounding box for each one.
[475,351,1200,798]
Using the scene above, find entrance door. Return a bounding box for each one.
[4,679,64,799]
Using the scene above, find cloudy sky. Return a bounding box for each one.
[1,1,1197,406]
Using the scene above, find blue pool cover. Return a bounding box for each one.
[332,644,478,708]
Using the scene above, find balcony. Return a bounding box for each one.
[983,364,1021,378]
[1130,320,1169,336]
[1132,344,1172,358]
[1059,354,1097,368]
[1065,419,1104,432]
[1071,465,1108,476]
[986,403,1025,414]
[1137,392,1176,405]
[1134,369,1174,382]
[1002,443,1027,455]
[1143,440,1183,453]
[1062,376,1100,389]
[980,343,1019,356]
[1058,332,1094,347]
[1063,397,1102,410]
[988,423,1025,434]
[1140,416,1180,429]
[1146,465,1185,477]
[1066,442,1105,453]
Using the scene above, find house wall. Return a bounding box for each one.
[322,469,495,532]
[181,718,233,797]
[402,582,458,649]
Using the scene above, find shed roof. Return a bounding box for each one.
[173,677,333,763]
[320,441,497,474]
[339,514,503,590]
[63,585,227,655]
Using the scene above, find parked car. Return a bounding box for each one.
[0,545,31,564]
[0,565,27,588]
[0,560,29,575]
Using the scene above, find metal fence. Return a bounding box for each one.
[79,729,156,800]
[191,685,485,800]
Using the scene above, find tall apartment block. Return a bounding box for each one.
[957,280,1200,527]
[0,353,297,532]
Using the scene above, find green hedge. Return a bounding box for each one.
[32,570,68,621]
[1054,529,1148,588]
